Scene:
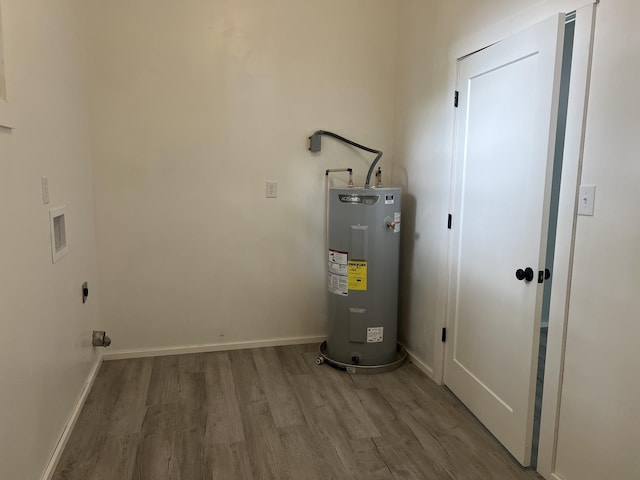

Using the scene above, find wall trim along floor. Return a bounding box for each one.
[101,335,328,361]
[41,356,103,480]
[401,343,435,381]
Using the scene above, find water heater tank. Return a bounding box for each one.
[325,187,402,366]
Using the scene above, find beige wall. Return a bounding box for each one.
[86,0,398,352]
[0,1,100,478]
[395,0,640,478]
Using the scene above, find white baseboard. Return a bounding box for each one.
[41,354,103,480]
[551,474,565,480]
[401,343,435,380]
[102,335,327,361]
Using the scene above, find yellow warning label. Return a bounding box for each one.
[348,261,367,291]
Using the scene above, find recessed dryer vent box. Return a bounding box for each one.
[49,205,68,263]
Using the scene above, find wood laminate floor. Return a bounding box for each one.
[53,344,542,480]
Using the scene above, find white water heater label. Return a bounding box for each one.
[393,212,401,233]
[328,250,348,274]
[328,249,348,296]
[385,194,395,205]
[328,273,348,296]
[367,327,384,343]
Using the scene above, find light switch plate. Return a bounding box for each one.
[577,185,596,216]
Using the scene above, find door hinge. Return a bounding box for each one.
[441,327,447,342]
[454,91,459,108]
[447,214,452,229]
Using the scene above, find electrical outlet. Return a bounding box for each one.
[266,181,277,198]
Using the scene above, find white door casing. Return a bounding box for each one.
[445,14,566,466]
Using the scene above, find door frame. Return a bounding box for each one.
[434,2,598,479]
[536,5,597,478]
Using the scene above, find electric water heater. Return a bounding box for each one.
[325,187,402,366]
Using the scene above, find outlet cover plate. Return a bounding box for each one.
[266,181,277,198]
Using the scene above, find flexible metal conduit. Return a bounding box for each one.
[309,130,383,189]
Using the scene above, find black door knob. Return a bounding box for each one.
[515,267,534,282]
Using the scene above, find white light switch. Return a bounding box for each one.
[578,185,596,216]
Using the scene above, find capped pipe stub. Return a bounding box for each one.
[92,330,111,347]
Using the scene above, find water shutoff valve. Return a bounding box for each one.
[92,331,111,347]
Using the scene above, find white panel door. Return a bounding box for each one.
[445,14,565,466]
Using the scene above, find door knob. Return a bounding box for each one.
[515,267,534,282]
